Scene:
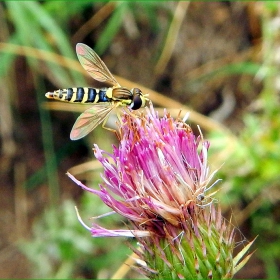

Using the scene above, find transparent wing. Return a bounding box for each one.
[76,43,120,87]
[70,103,117,140]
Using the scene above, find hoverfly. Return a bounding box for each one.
[45,43,149,140]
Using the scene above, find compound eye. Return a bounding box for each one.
[130,94,143,110]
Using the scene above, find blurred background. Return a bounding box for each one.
[0,1,280,278]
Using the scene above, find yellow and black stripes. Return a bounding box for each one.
[46,87,109,104]
[46,86,147,110]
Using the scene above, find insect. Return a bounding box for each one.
[45,43,149,140]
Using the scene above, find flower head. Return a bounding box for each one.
[94,106,216,232]
[68,104,254,279]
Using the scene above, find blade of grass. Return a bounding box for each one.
[185,61,260,89]
[24,1,85,85]
[44,1,93,23]
[34,76,60,206]
[72,2,116,43]
[0,35,19,77]
[6,2,86,86]
[6,2,73,86]
[155,1,190,75]
[5,3,62,206]
[95,2,129,55]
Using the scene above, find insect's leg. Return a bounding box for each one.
[101,115,117,133]
[101,104,121,134]
[116,109,123,124]
[122,107,142,119]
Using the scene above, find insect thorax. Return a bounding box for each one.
[111,87,134,106]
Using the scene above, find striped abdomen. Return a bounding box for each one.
[45,87,110,104]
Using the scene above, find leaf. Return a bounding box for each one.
[233,250,256,275]
[232,236,257,274]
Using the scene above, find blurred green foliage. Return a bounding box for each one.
[20,195,132,278]
[208,3,280,278]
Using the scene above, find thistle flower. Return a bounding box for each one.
[68,104,254,279]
